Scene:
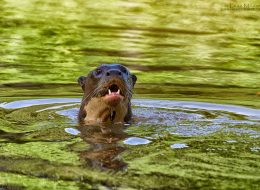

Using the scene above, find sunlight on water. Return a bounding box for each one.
[123,137,152,145]
[170,143,189,149]
[0,0,259,189]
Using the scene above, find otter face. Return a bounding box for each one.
[78,64,137,124]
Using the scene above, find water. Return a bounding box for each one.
[0,98,259,189]
[0,0,260,189]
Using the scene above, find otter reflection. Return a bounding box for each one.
[77,124,128,170]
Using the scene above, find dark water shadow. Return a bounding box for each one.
[77,124,128,171]
[0,184,25,190]
[0,130,27,144]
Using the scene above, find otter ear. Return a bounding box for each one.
[77,76,86,90]
[131,74,137,86]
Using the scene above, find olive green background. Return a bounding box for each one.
[0,0,259,189]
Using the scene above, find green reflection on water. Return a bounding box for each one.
[0,0,259,107]
[0,103,259,189]
[0,0,260,189]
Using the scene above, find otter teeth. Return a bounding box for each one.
[108,89,120,95]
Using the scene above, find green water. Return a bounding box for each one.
[0,0,260,189]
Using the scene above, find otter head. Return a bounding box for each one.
[78,64,137,124]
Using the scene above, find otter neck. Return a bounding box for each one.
[83,97,128,124]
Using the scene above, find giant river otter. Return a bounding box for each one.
[78,64,137,124]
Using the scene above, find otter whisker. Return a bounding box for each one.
[78,64,137,124]
[81,87,100,103]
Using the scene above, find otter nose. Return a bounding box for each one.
[106,69,122,77]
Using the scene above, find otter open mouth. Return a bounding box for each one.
[108,84,121,96]
[103,83,124,106]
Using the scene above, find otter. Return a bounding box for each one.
[77,64,137,124]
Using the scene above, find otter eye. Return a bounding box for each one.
[122,68,128,74]
[95,69,102,75]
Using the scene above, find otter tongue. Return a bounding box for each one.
[104,89,123,106]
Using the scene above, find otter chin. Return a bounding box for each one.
[77,64,137,125]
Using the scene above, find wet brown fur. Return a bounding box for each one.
[78,64,137,125]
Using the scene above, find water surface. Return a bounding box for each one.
[0,0,259,107]
[0,0,260,189]
[0,98,259,189]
